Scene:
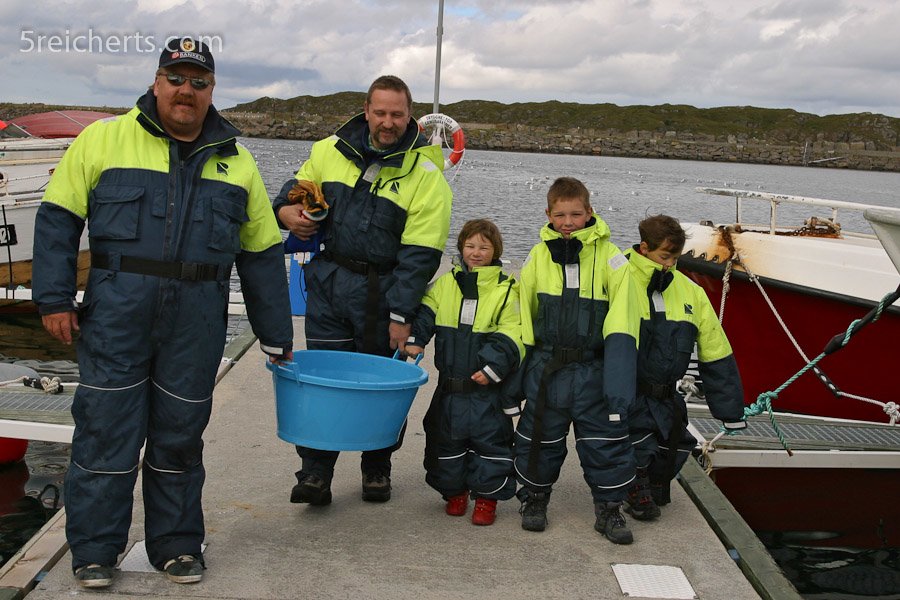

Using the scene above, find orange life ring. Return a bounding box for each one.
[417,113,465,170]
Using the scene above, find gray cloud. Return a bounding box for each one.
[0,0,897,117]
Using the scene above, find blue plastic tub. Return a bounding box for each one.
[266,350,428,451]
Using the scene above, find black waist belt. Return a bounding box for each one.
[91,252,227,282]
[638,381,676,400]
[323,251,395,276]
[440,377,480,394]
[319,251,394,353]
[542,345,600,364]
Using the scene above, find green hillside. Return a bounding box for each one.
[229,94,900,150]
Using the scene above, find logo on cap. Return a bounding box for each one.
[181,38,195,52]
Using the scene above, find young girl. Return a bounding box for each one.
[406,219,525,525]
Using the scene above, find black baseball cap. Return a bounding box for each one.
[159,37,215,73]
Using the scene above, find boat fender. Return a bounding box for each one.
[417,113,465,170]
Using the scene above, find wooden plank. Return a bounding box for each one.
[678,456,802,600]
[0,250,90,289]
[0,507,68,595]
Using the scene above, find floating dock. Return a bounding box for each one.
[2,316,801,600]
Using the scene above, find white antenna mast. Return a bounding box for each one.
[432,0,444,115]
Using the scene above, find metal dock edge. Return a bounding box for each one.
[678,457,802,600]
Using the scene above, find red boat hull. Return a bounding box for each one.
[680,258,900,423]
[713,467,900,548]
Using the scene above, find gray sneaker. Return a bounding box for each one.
[74,564,114,588]
[163,554,204,584]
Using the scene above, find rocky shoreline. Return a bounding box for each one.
[226,111,900,172]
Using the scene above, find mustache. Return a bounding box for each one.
[172,94,196,105]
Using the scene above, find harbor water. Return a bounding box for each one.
[2,138,900,597]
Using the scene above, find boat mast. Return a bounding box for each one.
[432,0,444,115]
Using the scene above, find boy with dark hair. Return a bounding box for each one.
[511,176,641,544]
[625,214,746,520]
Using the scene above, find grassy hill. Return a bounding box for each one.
[229,94,900,150]
[4,95,899,151]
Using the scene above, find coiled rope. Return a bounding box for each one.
[0,375,63,394]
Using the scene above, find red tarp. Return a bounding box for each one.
[8,110,115,138]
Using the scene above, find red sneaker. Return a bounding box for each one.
[445,492,469,516]
[472,498,497,526]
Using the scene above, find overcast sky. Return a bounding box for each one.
[3,0,898,118]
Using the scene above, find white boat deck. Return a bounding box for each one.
[687,403,900,469]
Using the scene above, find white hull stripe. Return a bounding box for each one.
[152,380,211,403]
[79,377,149,392]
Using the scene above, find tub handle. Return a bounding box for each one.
[392,349,424,366]
[268,360,303,384]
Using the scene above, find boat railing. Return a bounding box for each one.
[697,187,900,238]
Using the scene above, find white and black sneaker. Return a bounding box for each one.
[163,554,204,584]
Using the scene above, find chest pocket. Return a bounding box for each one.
[365,198,404,262]
[207,188,249,253]
[87,184,143,240]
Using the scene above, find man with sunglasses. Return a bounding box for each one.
[32,37,293,589]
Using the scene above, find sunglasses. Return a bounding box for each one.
[159,72,212,90]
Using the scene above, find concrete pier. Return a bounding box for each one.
[23,316,774,599]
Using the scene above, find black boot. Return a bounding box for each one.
[361,468,392,502]
[650,479,671,506]
[518,488,551,532]
[625,467,661,521]
[594,501,634,545]
[290,472,332,505]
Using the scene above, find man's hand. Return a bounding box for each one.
[405,344,424,359]
[268,350,294,365]
[42,311,79,345]
[389,322,412,353]
[278,204,319,241]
